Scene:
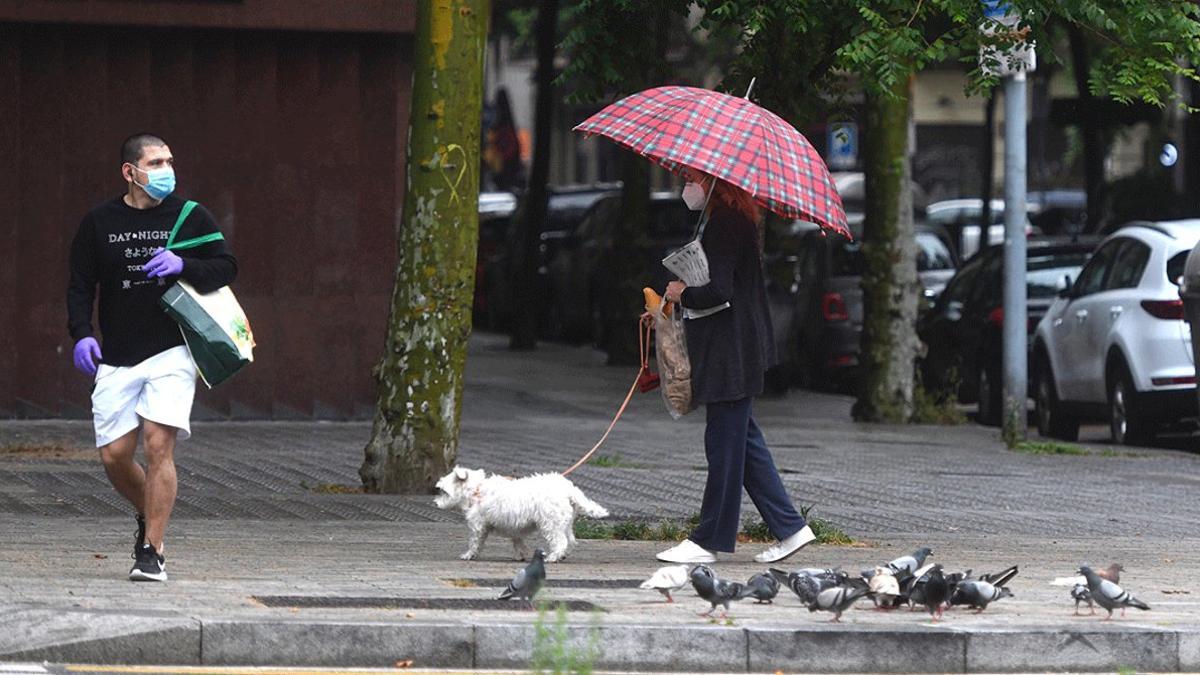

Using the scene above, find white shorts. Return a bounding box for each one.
[91,345,198,448]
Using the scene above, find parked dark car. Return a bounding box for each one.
[544,191,696,343]
[472,191,518,324]
[480,183,621,331]
[917,237,1097,425]
[768,220,958,391]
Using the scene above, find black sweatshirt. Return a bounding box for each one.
[67,194,238,367]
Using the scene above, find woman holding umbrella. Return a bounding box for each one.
[574,85,849,564]
[654,166,813,564]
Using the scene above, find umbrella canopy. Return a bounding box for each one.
[573,86,850,239]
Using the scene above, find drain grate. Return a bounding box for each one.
[448,578,640,589]
[253,596,604,611]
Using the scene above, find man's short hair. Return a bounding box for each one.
[121,133,168,166]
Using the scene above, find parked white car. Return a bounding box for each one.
[1032,220,1200,444]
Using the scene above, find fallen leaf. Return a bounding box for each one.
[394,659,414,668]
[93,554,108,559]
[405,612,416,618]
[1161,589,1191,595]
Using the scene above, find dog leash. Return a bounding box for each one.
[561,313,655,476]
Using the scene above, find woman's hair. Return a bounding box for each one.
[704,174,761,224]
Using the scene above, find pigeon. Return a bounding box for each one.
[919,566,950,622]
[769,567,848,605]
[640,564,690,603]
[1079,565,1150,620]
[899,562,939,609]
[690,565,747,618]
[950,579,1014,612]
[1071,582,1094,615]
[497,548,546,607]
[866,567,901,608]
[978,565,1020,588]
[886,547,933,580]
[807,584,871,623]
[744,572,780,604]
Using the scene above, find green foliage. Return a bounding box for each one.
[531,603,601,675]
[798,504,855,546]
[587,454,639,469]
[910,381,968,425]
[1012,440,1090,455]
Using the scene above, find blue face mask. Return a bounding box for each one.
[131,165,176,201]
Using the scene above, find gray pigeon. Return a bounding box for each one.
[498,548,546,607]
[899,562,938,610]
[744,572,780,604]
[886,547,933,580]
[807,584,870,623]
[1071,583,1094,615]
[950,580,1013,611]
[769,567,847,605]
[690,565,747,617]
[1079,565,1150,620]
[979,565,1020,588]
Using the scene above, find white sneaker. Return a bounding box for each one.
[754,525,816,564]
[656,539,717,564]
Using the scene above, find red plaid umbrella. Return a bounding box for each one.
[573,86,850,239]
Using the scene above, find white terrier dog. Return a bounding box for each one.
[434,466,609,562]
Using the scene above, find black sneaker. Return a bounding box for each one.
[129,543,167,582]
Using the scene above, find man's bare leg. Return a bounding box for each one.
[99,428,145,513]
[141,418,178,552]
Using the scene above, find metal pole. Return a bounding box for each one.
[1002,71,1028,443]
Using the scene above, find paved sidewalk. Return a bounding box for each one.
[2,332,1200,672]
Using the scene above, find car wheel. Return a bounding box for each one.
[1108,363,1153,446]
[1034,357,1079,441]
[976,365,1001,427]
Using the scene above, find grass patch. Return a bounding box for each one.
[301,481,364,494]
[1011,441,1090,456]
[587,453,639,469]
[577,509,854,546]
[531,603,600,674]
[910,377,967,425]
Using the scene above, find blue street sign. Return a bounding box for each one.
[828,122,857,170]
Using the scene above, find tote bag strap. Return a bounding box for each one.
[165,200,225,251]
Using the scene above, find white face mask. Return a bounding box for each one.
[682,181,707,211]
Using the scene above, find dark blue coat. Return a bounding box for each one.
[680,203,777,404]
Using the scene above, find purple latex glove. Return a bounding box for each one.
[73,337,102,376]
[144,248,184,279]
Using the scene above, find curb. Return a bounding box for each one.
[2,612,1198,672]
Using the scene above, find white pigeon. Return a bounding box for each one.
[640,564,690,603]
[867,566,900,607]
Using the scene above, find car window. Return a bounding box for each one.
[939,256,983,307]
[829,238,865,277]
[1167,251,1189,286]
[798,237,821,281]
[1026,252,1089,299]
[649,200,694,239]
[1106,240,1151,290]
[969,249,1003,307]
[916,232,955,271]
[546,191,613,233]
[1072,240,1121,297]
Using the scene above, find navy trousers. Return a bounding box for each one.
[688,397,806,553]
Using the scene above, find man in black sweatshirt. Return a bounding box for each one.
[67,133,237,581]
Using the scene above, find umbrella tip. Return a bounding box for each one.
[744,77,757,100]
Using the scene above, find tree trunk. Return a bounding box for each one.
[1067,24,1106,231]
[853,78,919,423]
[601,150,652,366]
[509,0,559,350]
[360,0,489,494]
